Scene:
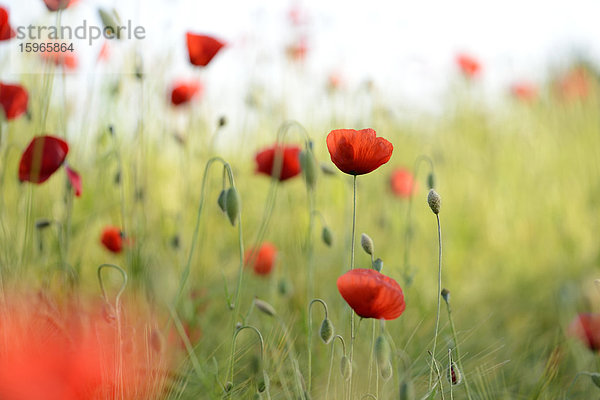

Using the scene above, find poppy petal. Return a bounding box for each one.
[255,145,302,181]
[0,82,28,120]
[65,165,82,197]
[0,7,15,41]
[186,33,226,67]
[18,136,69,184]
[245,242,277,275]
[326,129,393,175]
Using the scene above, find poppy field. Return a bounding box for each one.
[2,2,600,399]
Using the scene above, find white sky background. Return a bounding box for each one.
[5,0,600,118]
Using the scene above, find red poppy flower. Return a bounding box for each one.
[326,128,393,175]
[0,82,28,120]
[456,53,481,78]
[170,80,203,106]
[244,242,277,275]
[568,313,600,351]
[97,41,110,62]
[19,135,69,184]
[255,145,302,181]
[557,67,590,101]
[337,269,405,320]
[186,32,226,67]
[390,168,416,198]
[510,82,537,102]
[0,6,15,41]
[41,47,78,70]
[100,226,124,253]
[65,165,81,197]
[286,37,308,62]
[42,0,77,11]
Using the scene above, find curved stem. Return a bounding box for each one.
[429,214,443,389]
[308,298,329,392]
[445,295,473,400]
[228,325,265,387]
[326,335,347,400]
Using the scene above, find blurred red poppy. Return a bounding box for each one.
[510,82,537,102]
[286,37,308,62]
[456,53,481,78]
[245,242,277,275]
[19,135,68,184]
[97,41,110,62]
[255,145,302,181]
[170,81,203,106]
[0,82,28,120]
[326,128,393,175]
[390,168,416,198]
[42,0,77,11]
[186,32,225,67]
[65,165,81,197]
[100,226,124,253]
[0,6,15,41]
[41,47,78,70]
[558,67,590,101]
[568,313,600,351]
[337,269,405,320]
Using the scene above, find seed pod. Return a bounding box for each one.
[441,288,450,304]
[226,187,241,226]
[361,233,374,255]
[217,189,228,213]
[319,318,334,344]
[322,226,333,247]
[254,298,276,317]
[380,361,393,380]
[427,189,441,214]
[340,355,352,380]
[372,258,383,272]
[299,150,318,189]
[375,335,391,370]
[427,172,435,190]
[399,379,415,400]
[447,361,462,385]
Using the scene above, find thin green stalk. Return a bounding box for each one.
[307,299,329,393]
[430,214,443,389]
[349,174,357,399]
[227,325,265,395]
[445,296,473,400]
[326,335,346,400]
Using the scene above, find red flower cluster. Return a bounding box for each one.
[337,269,405,320]
[170,80,203,106]
[390,168,416,198]
[0,6,15,41]
[245,242,277,275]
[0,82,28,120]
[186,33,226,67]
[326,128,393,175]
[255,144,302,181]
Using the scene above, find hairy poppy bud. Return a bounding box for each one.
[254,298,276,317]
[226,187,240,226]
[375,335,391,370]
[319,318,334,344]
[399,379,415,400]
[322,226,333,247]
[427,172,435,190]
[361,233,374,255]
[98,8,122,39]
[224,381,233,392]
[217,189,227,213]
[447,362,462,385]
[372,258,383,272]
[299,149,318,189]
[380,361,393,380]
[427,189,441,214]
[340,355,352,380]
[441,288,450,304]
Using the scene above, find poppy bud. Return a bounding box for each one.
[35,219,52,229]
[254,298,276,317]
[278,278,291,296]
[372,258,383,272]
[218,116,227,128]
[226,187,240,226]
[299,150,318,189]
[375,335,391,370]
[447,361,462,385]
[224,381,233,392]
[322,226,333,247]
[98,8,121,39]
[320,163,336,176]
[427,189,441,214]
[340,355,352,380]
[235,322,242,330]
[380,361,393,380]
[399,379,415,400]
[441,288,450,304]
[591,373,600,388]
[319,318,334,344]
[361,233,374,255]
[427,173,435,190]
[217,189,227,213]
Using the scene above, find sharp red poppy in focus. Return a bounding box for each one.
[42,0,77,11]
[390,168,416,198]
[65,165,82,197]
[255,144,302,181]
[170,80,203,106]
[510,82,537,102]
[186,32,226,67]
[0,82,28,120]
[337,268,405,320]
[245,242,277,276]
[456,53,481,78]
[0,6,15,41]
[568,313,600,352]
[100,226,124,253]
[19,135,69,184]
[326,128,393,175]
